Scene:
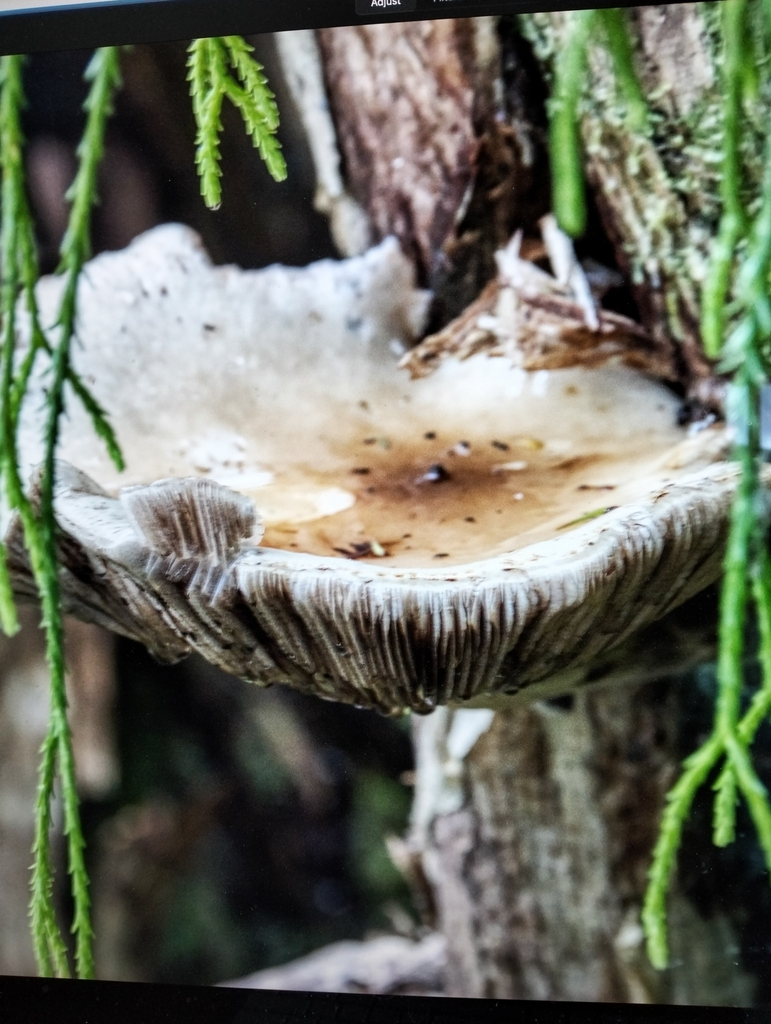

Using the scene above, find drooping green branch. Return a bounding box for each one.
[0,53,76,978]
[594,8,647,134]
[0,47,122,981]
[0,56,24,640]
[39,47,122,982]
[644,9,771,964]
[187,35,286,210]
[549,6,648,239]
[701,0,750,359]
[548,8,596,239]
[643,392,770,967]
[644,400,771,969]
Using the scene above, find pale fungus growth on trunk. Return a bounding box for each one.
[7,224,745,715]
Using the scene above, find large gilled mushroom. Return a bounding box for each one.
[7,224,741,715]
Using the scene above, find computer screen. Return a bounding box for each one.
[0,0,768,1015]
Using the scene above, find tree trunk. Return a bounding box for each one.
[316,18,547,327]
[405,683,761,1004]
[292,10,771,1003]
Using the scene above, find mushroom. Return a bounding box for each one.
[7,225,742,714]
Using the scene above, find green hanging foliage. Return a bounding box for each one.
[548,6,648,239]
[187,35,287,210]
[0,46,123,981]
[547,0,771,971]
[0,37,285,980]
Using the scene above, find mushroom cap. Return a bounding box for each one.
[10,225,736,713]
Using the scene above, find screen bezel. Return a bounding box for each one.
[0,0,652,56]
[0,973,764,1023]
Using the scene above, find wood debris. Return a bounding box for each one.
[400,232,678,382]
[333,539,387,559]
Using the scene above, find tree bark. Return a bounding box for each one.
[316,18,546,326]
[310,11,768,1003]
[405,683,762,1004]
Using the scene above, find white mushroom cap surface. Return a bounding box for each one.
[8,226,738,713]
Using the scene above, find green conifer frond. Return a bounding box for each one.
[188,35,286,210]
[0,46,122,981]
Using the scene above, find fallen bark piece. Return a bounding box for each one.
[401,232,678,382]
[221,933,446,995]
[7,225,746,713]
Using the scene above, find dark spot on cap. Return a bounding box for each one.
[352,467,371,475]
[416,464,450,484]
[424,431,436,440]
[334,541,382,559]
[492,440,509,451]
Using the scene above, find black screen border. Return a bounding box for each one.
[1,975,768,1024]
[0,0,670,56]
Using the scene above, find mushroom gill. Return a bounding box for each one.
[7,225,742,713]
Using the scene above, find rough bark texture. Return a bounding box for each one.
[317,11,728,405]
[409,687,761,1004]
[317,20,545,325]
[317,20,480,281]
